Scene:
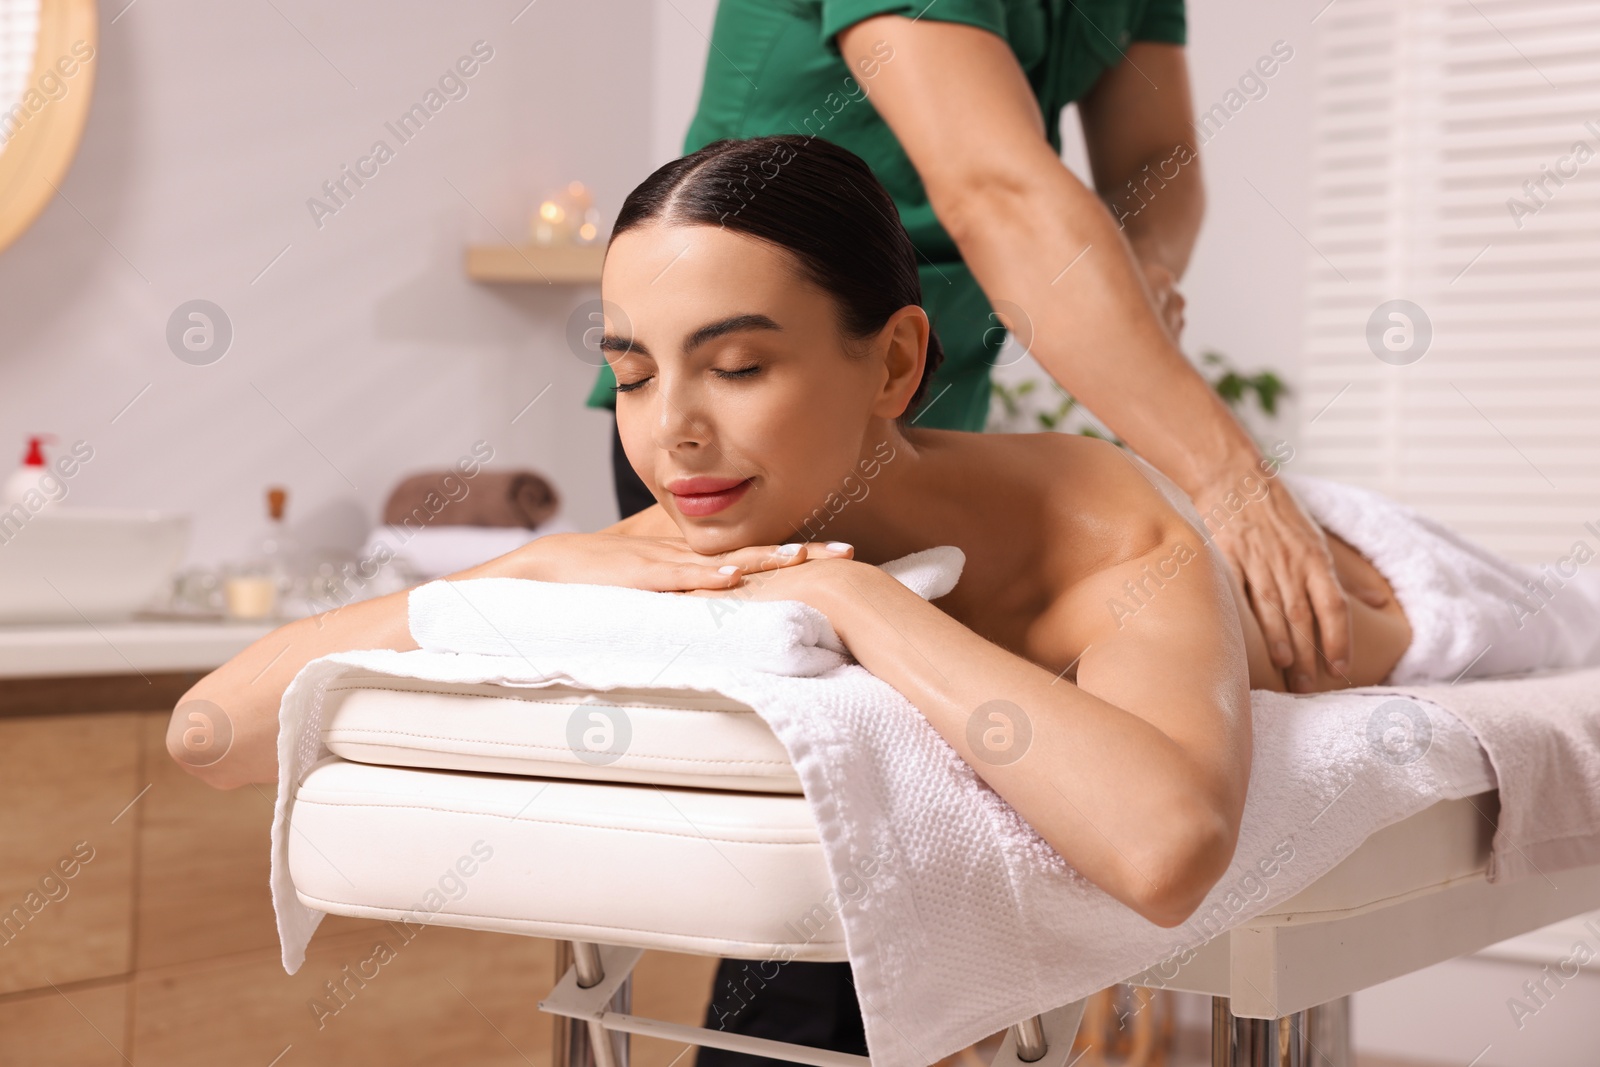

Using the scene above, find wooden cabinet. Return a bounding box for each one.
[0,696,717,1066]
[0,710,140,996]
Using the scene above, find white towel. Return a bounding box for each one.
[1374,666,1600,883]
[409,574,849,678]
[1283,472,1600,683]
[1272,474,1600,885]
[405,546,963,677]
[1134,460,1600,883]
[271,544,1509,1067]
[1120,456,1600,684]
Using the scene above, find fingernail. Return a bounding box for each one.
[718,565,739,574]
[1274,642,1291,662]
[777,543,800,556]
[1332,658,1349,673]
[1295,673,1313,691]
[826,541,852,552]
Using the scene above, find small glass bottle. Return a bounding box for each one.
[225,486,296,620]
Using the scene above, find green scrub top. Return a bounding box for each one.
[585,0,1187,431]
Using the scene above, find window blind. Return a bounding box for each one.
[1300,0,1600,564]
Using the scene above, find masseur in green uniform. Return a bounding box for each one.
[592,4,1367,1060]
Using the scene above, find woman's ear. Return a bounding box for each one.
[872,305,930,419]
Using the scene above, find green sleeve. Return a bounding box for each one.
[1132,0,1185,45]
[819,0,1008,57]
[585,361,618,411]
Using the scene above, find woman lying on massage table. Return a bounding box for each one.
[175,135,1417,928]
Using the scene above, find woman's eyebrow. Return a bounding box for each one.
[600,312,783,357]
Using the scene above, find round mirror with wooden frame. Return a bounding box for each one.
[0,0,96,255]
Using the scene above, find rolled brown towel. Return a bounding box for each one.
[382,469,560,529]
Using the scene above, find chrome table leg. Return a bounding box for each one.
[1303,997,1350,1067]
[561,940,631,1067]
[1215,997,1310,1067]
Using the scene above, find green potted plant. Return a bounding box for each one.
[987,350,1287,448]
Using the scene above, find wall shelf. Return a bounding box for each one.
[465,243,604,284]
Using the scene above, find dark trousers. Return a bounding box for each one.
[697,959,869,1067]
[610,415,658,520]
[608,415,868,1067]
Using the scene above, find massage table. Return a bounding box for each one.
[285,670,1600,1067]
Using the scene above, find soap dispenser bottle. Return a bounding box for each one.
[4,435,58,508]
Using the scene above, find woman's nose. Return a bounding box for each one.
[650,380,710,451]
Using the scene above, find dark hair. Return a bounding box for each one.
[607,134,944,419]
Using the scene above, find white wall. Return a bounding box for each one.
[1353,908,1600,1067]
[651,0,715,166]
[0,0,654,567]
[1166,3,1314,420]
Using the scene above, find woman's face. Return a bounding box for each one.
[601,221,915,554]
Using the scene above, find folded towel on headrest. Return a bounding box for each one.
[382,469,559,529]
[406,545,966,678]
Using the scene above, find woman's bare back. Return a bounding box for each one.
[615,429,1411,693]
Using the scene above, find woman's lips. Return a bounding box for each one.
[668,476,753,517]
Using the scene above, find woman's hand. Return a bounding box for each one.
[511,531,855,592]
[681,547,862,614]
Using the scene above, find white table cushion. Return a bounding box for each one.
[320,670,801,793]
[289,752,1498,960]
[289,757,843,960]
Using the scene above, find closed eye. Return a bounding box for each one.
[614,364,761,394]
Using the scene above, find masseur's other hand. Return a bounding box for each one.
[1141,261,1187,341]
[514,532,853,592]
[1196,472,1354,693]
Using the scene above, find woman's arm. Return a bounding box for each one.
[722,495,1253,927]
[168,580,419,790]
[809,544,1249,926]
[168,527,843,790]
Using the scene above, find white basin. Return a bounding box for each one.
[0,507,190,623]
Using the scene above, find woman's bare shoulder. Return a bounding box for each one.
[1004,432,1194,572]
[949,432,1226,674]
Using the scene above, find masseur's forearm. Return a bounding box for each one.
[820,565,1232,927]
[1113,147,1204,281]
[937,151,1251,496]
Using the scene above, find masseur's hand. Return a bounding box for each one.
[1140,260,1187,341]
[513,531,853,592]
[1195,472,1360,692]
